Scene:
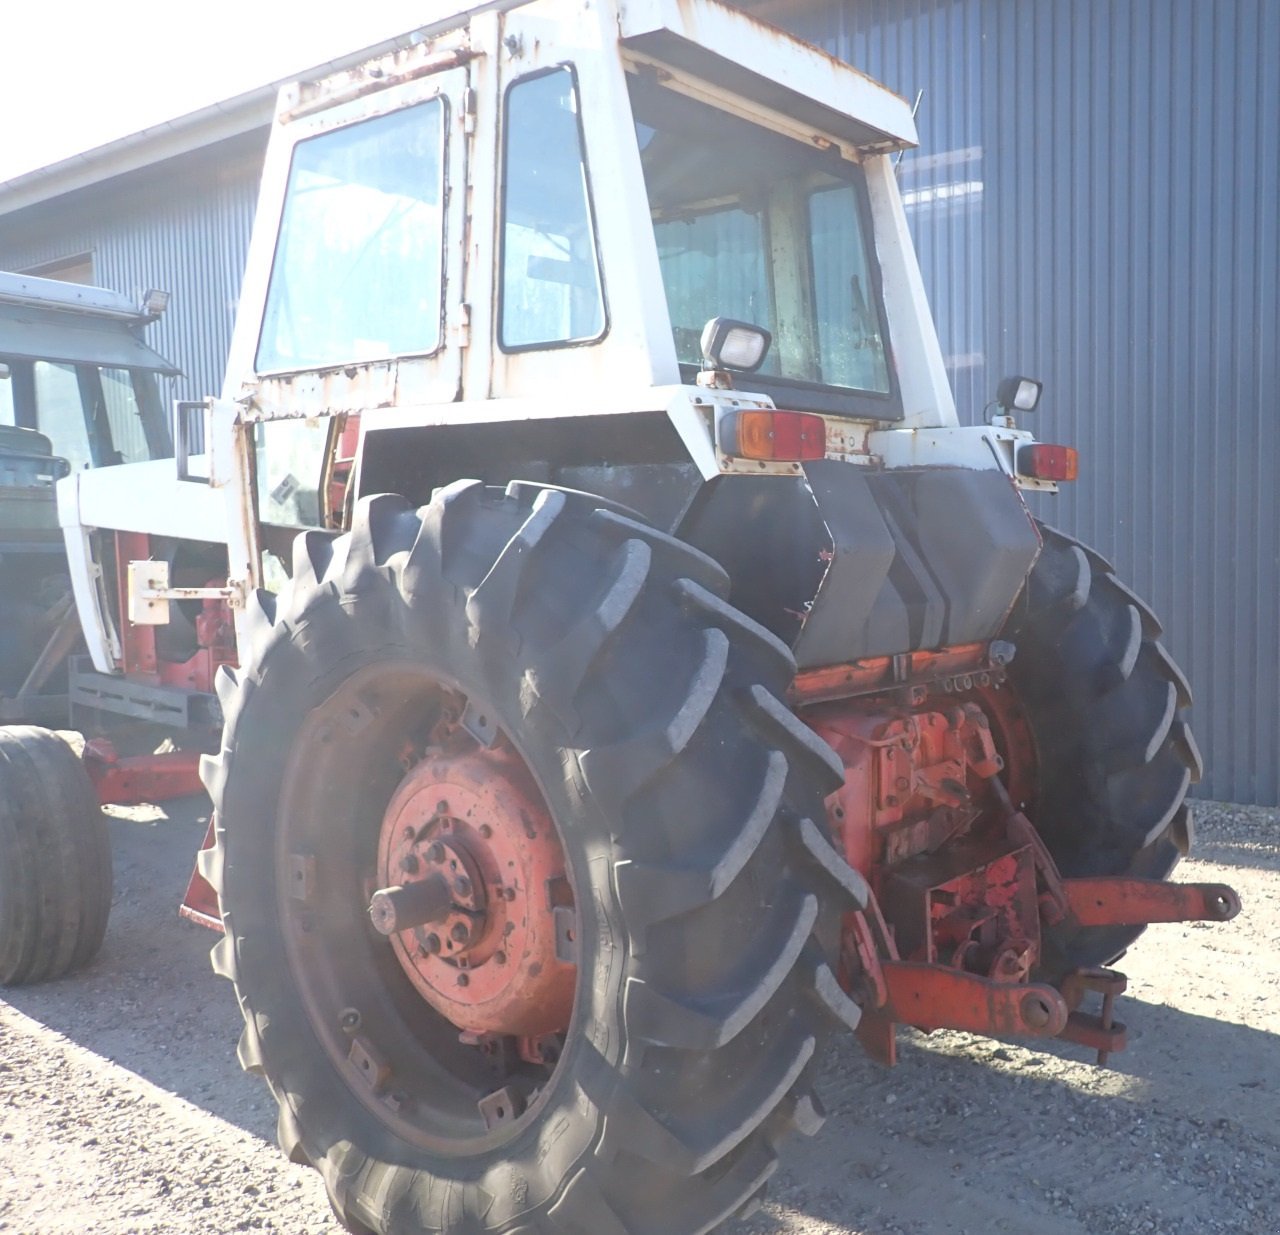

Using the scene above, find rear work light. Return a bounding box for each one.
[719,409,826,462]
[1018,443,1079,481]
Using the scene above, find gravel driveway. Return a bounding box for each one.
[1,796,1275,1235]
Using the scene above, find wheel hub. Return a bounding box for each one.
[374,745,575,1038]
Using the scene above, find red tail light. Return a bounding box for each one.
[719,410,826,462]
[1018,443,1079,481]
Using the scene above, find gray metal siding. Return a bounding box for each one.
[0,136,263,408]
[759,0,1280,805]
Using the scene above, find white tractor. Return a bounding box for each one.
[1,3,1235,1233]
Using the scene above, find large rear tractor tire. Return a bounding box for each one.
[0,726,112,985]
[202,483,863,1235]
[1001,524,1201,977]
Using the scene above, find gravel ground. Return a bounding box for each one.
[1,797,1276,1235]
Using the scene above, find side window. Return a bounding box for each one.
[257,99,447,373]
[100,367,148,463]
[255,418,328,528]
[32,361,93,472]
[500,67,606,350]
[807,185,891,393]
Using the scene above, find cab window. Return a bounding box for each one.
[500,67,606,350]
[257,99,447,373]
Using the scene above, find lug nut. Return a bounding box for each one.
[451,922,471,944]
[400,854,420,875]
[423,933,442,955]
[427,843,445,864]
[454,875,472,898]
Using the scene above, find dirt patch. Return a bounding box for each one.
[1,798,1275,1234]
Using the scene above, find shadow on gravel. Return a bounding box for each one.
[0,795,280,1143]
[742,996,1280,1235]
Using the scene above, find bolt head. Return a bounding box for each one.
[424,933,442,955]
[426,843,445,864]
[451,922,471,944]
[457,973,470,988]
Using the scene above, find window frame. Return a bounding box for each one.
[253,93,452,377]
[497,63,611,355]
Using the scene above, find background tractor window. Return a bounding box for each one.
[257,99,447,373]
[500,67,606,350]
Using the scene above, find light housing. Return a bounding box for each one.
[718,409,826,462]
[700,316,772,373]
[1017,443,1079,482]
[141,288,171,317]
[996,375,1042,413]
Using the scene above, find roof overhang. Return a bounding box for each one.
[0,308,180,374]
[618,0,918,151]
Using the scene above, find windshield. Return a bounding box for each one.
[629,75,895,414]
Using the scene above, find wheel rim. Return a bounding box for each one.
[374,742,576,1040]
[273,663,579,1152]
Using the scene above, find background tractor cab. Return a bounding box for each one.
[0,271,177,722]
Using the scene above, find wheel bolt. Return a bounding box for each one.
[457,973,470,988]
[427,843,445,864]
[423,933,442,955]
[451,922,471,944]
[339,1008,361,1032]
[400,854,420,875]
[436,800,449,814]
[494,950,507,966]
[454,875,472,898]
[479,824,493,839]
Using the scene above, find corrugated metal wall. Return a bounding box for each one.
[0,132,264,407]
[3,3,1277,803]
[760,0,1280,805]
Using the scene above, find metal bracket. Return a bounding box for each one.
[127,560,239,625]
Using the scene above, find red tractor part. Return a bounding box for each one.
[370,742,576,1040]
[83,738,205,805]
[796,643,1240,1066]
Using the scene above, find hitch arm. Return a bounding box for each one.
[1063,878,1240,927]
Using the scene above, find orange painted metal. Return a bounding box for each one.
[83,739,204,805]
[375,743,575,1038]
[1063,877,1241,927]
[878,961,1068,1038]
[180,818,223,933]
[789,642,990,706]
[112,532,237,693]
[800,643,1241,1066]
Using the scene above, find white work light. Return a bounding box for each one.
[700,317,772,373]
[996,375,1042,413]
